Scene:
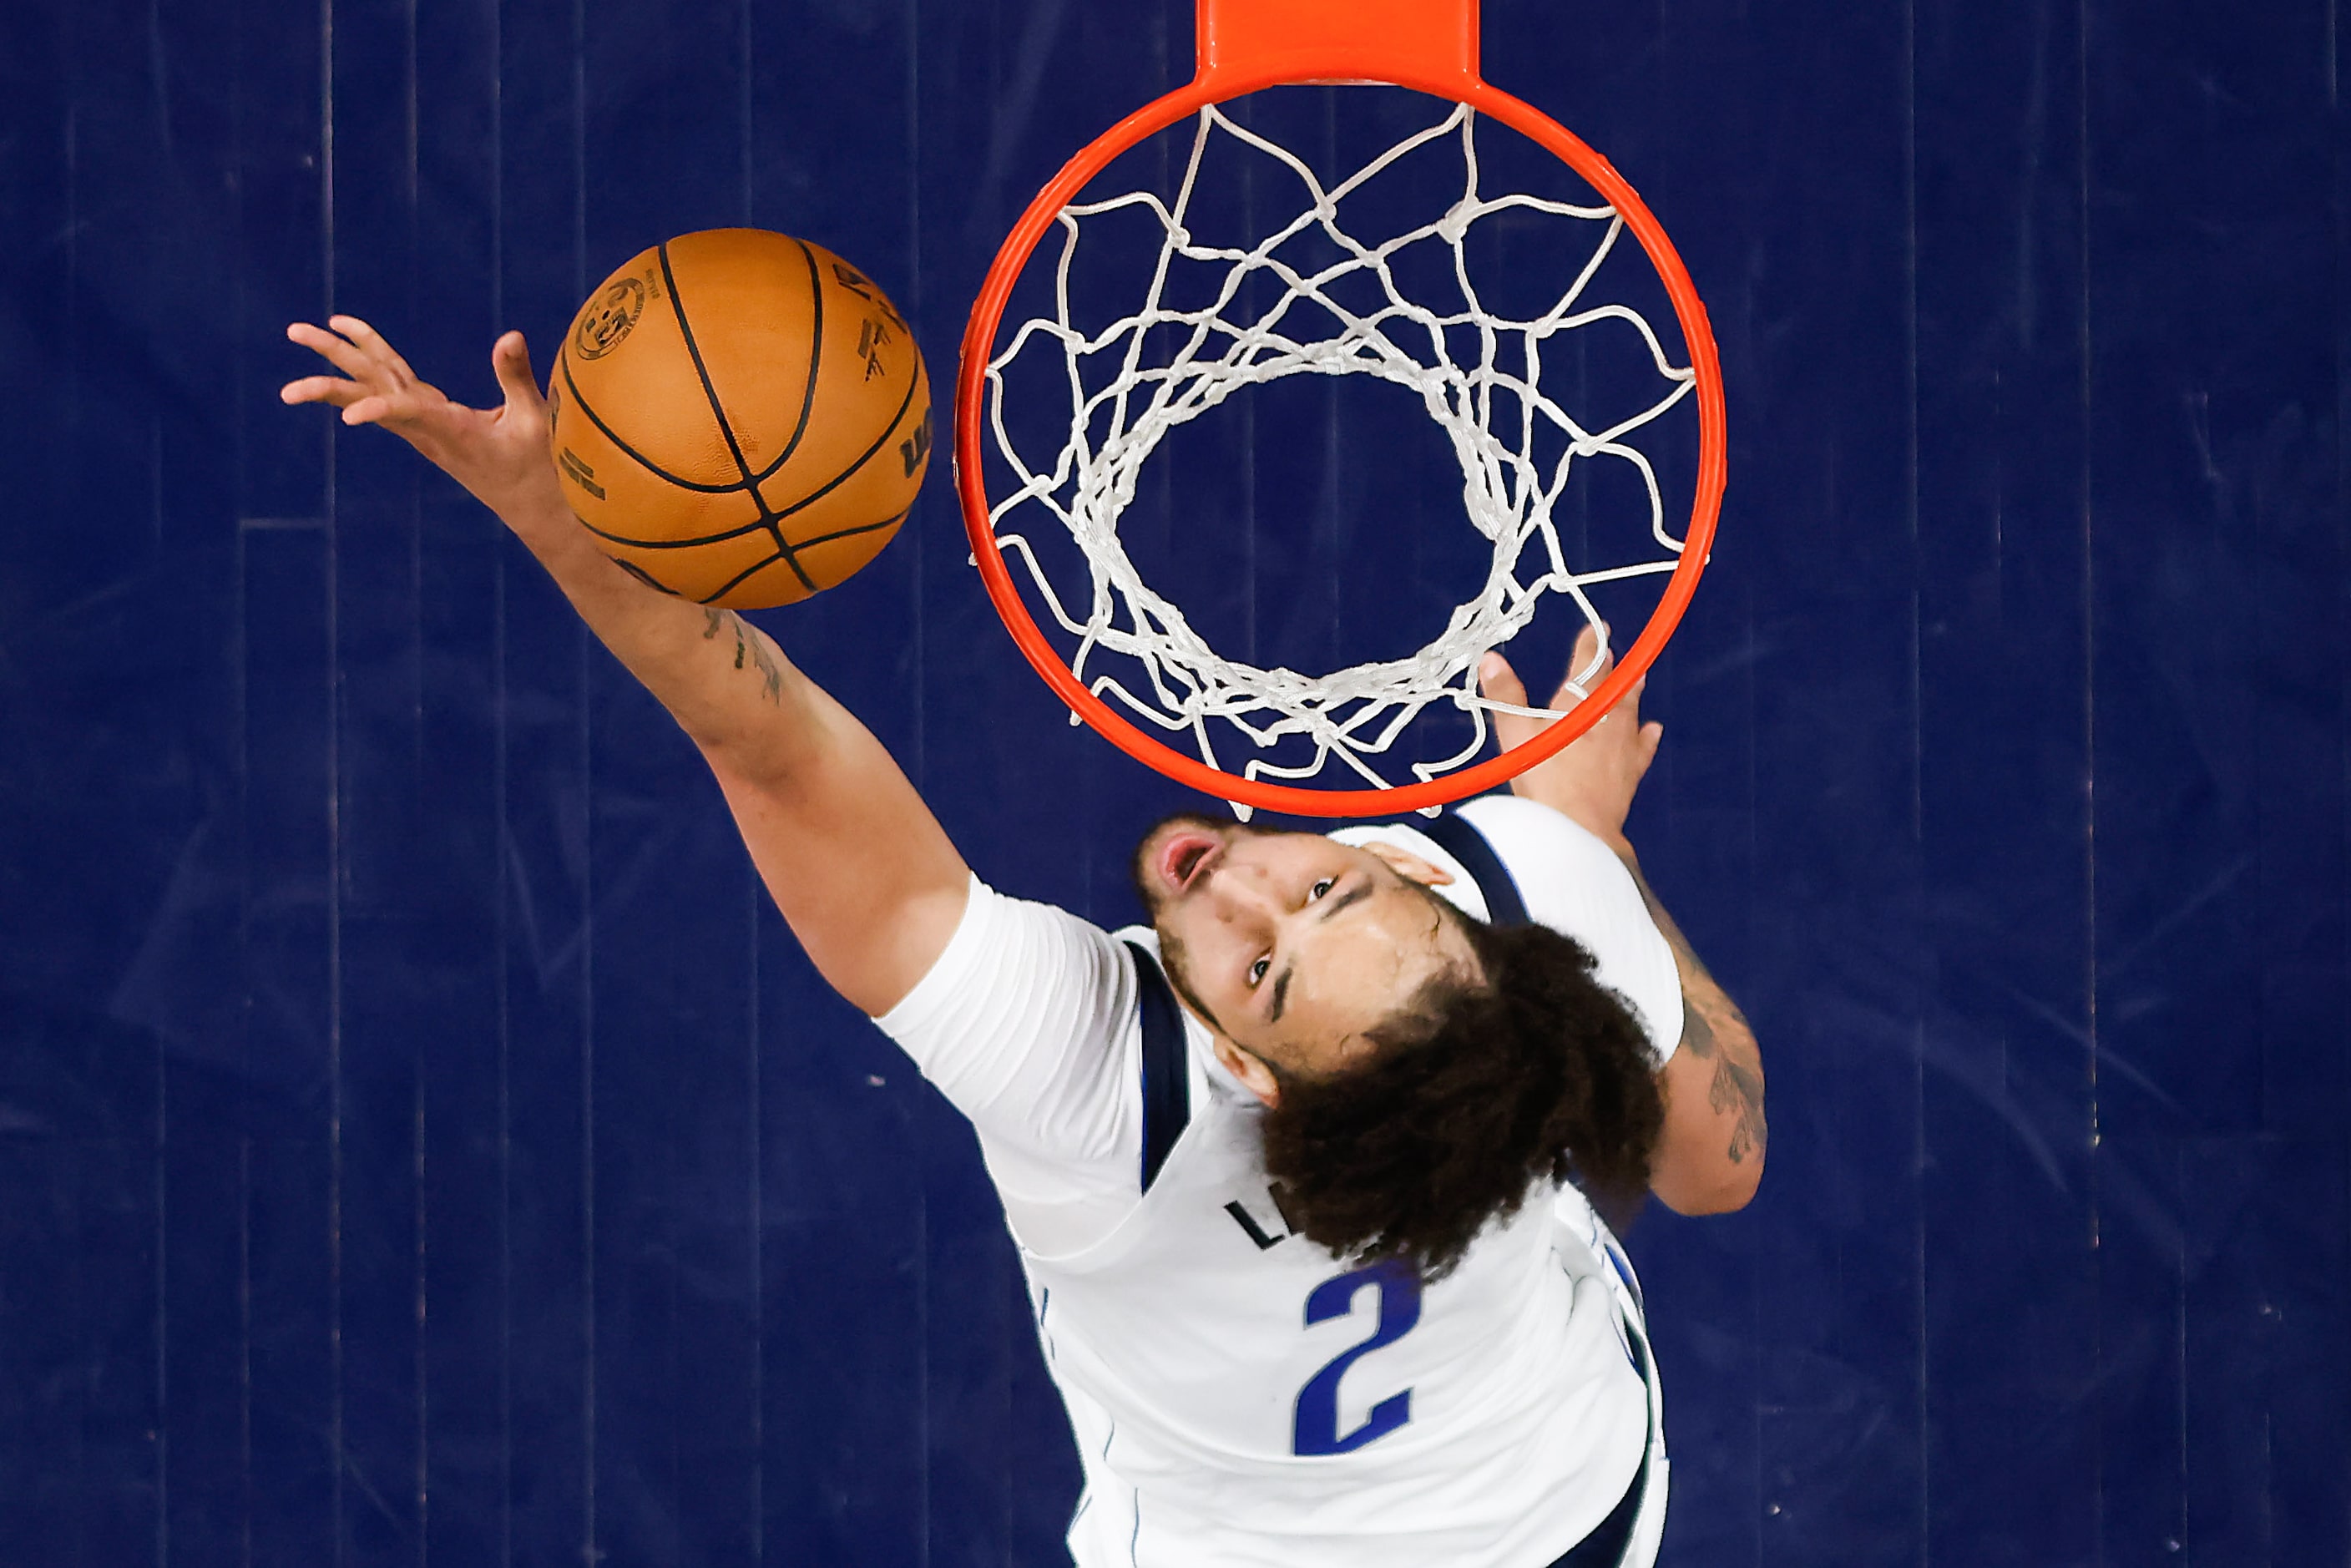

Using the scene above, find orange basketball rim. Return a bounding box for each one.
[954,0,1727,817]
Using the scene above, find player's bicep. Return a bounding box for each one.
[1648,1046,1724,1211]
[1646,1002,1764,1214]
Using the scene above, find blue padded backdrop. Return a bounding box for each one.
[1,1,2344,1564]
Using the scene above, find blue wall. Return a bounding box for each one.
[2,1,2345,1563]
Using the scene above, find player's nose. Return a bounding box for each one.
[1203,859,1282,918]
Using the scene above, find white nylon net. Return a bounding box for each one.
[981,100,1696,806]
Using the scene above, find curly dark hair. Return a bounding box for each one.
[1257,903,1666,1282]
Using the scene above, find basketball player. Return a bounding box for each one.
[283,317,1765,1568]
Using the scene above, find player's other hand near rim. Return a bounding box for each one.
[1476,624,1661,852]
[280,316,571,540]
[1479,625,1764,1215]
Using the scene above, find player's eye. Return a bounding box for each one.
[1309,878,1335,901]
[1247,956,1271,986]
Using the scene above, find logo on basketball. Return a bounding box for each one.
[574,276,645,359]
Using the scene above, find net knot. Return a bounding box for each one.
[1434,197,1478,246]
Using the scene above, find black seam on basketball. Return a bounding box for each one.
[758,381,925,526]
[557,353,742,495]
[660,242,819,594]
[678,511,904,604]
[658,240,762,491]
[611,558,682,596]
[574,510,783,551]
[787,507,911,551]
[776,543,818,594]
[574,503,897,554]
[744,239,828,487]
[657,510,906,607]
[765,525,818,591]
[696,549,803,605]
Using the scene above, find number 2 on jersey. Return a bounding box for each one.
[1292,1260,1423,1456]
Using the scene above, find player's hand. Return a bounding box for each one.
[281,317,567,531]
[1477,623,1661,852]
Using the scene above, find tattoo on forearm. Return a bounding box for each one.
[703,609,784,704]
[1623,855,1768,1166]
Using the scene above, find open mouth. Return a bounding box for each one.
[1159,830,1222,893]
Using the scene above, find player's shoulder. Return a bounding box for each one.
[1451,792,1624,879]
[1445,795,1658,952]
[876,876,1132,1039]
[1328,795,1622,926]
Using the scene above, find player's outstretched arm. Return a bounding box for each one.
[1479,630,1766,1215]
[281,317,968,1016]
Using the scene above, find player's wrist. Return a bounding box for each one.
[1574,816,1636,857]
[503,493,634,595]
[489,471,585,546]
[1509,781,1632,851]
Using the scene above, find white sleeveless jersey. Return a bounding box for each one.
[1036,930,1660,1568]
[877,797,1680,1567]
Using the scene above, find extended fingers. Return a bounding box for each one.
[276,372,398,428]
[1479,651,1544,752]
[284,316,466,435]
[327,315,420,385]
[1559,621,1614,700]
[286,320,380,383]
[1478,651,1529,706]
[1549,622,1657,738]
[279,372,364,408]
[1592,670,1648,736]
[285,316,419,391]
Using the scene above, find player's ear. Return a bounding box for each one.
[1359,839,1453,888]
[1212,1036,1282,1109]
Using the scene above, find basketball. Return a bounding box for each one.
[549,228,931,608]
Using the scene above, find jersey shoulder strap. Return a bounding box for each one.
[1124,940,1191,1196]
[1409,808,1531,928]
